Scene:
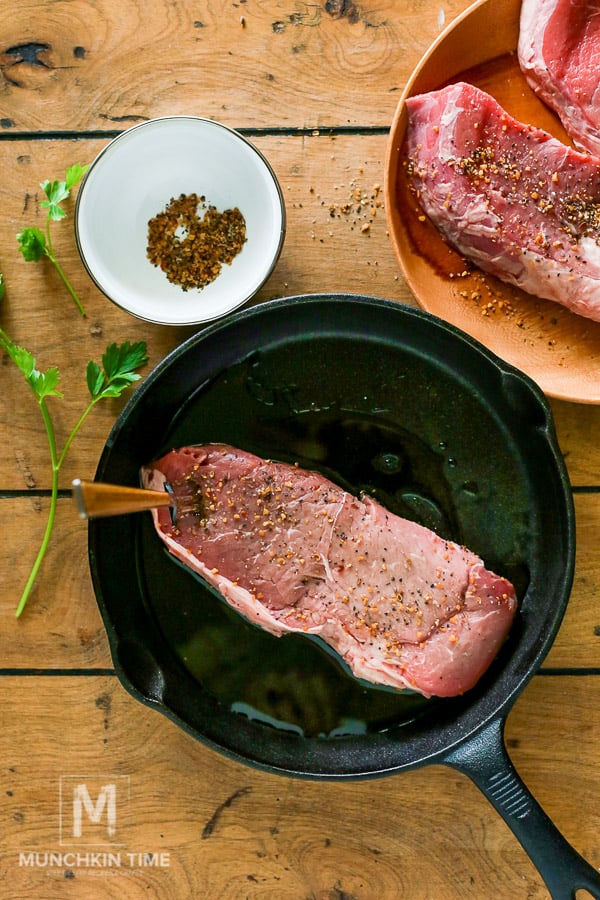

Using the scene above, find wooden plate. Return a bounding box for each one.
[384,0,600,404]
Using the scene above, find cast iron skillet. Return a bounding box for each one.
[89,294,599,898]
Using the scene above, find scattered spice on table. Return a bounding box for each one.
[147,193,247,291]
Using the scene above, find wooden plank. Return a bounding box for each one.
[2,490,598,684]
[0,497,111,666]
[0,0,471,132]
[545,493,600,669]
[0,673,597,899]
[550,398,600,487]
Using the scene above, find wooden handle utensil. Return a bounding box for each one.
[72,478,175,519]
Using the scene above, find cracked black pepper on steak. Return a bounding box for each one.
[146,192,247,291]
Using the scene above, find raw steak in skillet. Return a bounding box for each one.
[141,444,517,699]
[518,0,600,156]
[404,82,600,322]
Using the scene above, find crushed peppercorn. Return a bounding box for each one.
[147,192,247,291]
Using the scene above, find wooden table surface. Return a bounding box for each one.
[1,1,599,897]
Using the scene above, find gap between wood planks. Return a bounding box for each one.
[0,125,392,141]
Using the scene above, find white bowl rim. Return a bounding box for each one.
[74,115,286,326]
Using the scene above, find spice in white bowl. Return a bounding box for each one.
[146,192,247,291]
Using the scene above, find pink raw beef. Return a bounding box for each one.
[141,443,518,699]
[519,0,600,156]
[404,81,600,322]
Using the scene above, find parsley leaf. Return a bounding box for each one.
[16,226,47,262]
[85,359,105,398]
[86,341,147,400]
[65,163,89,190]
[40,179,70,220]
[0,328,63,401]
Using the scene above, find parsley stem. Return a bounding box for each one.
[15,399,59,618]
[44,217,86,317]
[56,401,96,471]
[16,397,99,615]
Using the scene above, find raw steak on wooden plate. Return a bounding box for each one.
[518,0,600,156]
[404,81,600,322]
[141,443,517,699]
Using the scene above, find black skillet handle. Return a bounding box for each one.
[442,716,600,899]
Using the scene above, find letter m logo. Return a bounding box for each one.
[73,783,116,837]
[59,775,130,846]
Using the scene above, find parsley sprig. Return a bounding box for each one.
[17,163,89,317]
[0,327,148,616]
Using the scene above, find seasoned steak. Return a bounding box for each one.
[519,0,600,156]
[404,82,600,322]
[141,444,517,699]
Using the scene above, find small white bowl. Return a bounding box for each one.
[75,116,286,326]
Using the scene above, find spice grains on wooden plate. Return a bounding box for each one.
[147,193,247,291]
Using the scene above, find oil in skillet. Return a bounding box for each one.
[137,344,523,738]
